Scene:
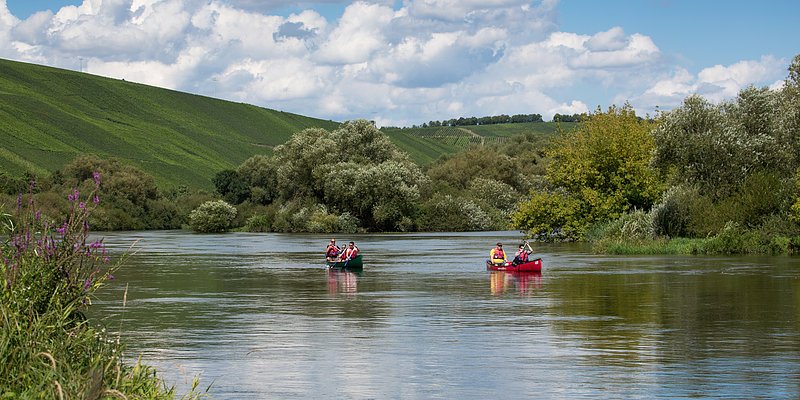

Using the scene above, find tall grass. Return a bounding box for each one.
[0,176,206,398]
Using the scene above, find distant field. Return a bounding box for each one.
[382,122,575,164]
[0,58,338,189]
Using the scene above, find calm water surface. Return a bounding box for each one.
[93,231,800,399]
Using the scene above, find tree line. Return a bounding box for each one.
[0,121,544,234]
[512,54,800,254]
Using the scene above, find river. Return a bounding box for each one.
[93,230,800,399]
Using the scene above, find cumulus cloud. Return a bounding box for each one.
[0,0,789,126]
[629,55,786,114]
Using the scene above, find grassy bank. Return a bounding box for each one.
[0,180,205,398]
[593,231,800,256]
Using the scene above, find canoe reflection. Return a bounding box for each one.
[327,269,359,296]
[490,270,542,295]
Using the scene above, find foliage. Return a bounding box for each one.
[188,200,237,233]
[245,214,272,232]
[652,89,792,199]
[237,155,278,205]
[468,177,518,213]
[0,179,205,398]
[513,105,663,240]
[511,190,586,241]
[265,120,426,231]
[426,148,522,190]
[416,194,492,232]
[212,169,250,205]
[650,185,696,238]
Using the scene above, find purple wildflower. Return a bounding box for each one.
[93,195,100,204]
[79,202,86,210]
[83,279,92,291]
[93,171,102,186]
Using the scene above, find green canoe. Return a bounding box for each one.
[327,254,363,269]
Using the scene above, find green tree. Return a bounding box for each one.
[237,155,278,204]
[189,200,237,233]
[270,120,426,231]
[513,105,662,240]
[212,169,250,205]
[652,89,791,199]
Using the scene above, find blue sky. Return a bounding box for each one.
[1,0,797,126]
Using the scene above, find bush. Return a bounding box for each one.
[651,185,696,238]
[146,198,184,229]
[245,214,271,232]
[337,212,360,234]
[468,177,518,212]
[306,206,340,233]
[416,194,491,231]
[189,200,237,233]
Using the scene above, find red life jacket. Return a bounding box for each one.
[344,247,359,259]
[326,245,339,257]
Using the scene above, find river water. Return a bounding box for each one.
[93,230,800,399]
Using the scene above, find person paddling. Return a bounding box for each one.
[325,238,340,262]
[489,242,507,266]
[341,241,359,261]
[513,241,533,265]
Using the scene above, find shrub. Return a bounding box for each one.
[468,177,518,212]
[306,207,340,233]
[416,194,491,231]
[245,214,271,232]
[651,185,695,238]
[189,200,237,233]
[146,198,184,229]
[337,212,360,234]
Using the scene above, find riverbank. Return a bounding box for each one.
[592,229,800,255]
[0,188,205,398]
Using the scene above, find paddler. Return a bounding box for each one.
[325,238,340,262]
[341,241,359,261]
[489,242,507,266]
[512,242,533,266]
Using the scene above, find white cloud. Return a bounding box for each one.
[0,0,790,127]
[314,1,393,64]
[628,55,786,114]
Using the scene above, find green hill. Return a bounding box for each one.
[1,57,573,188]
[0,58,339,189]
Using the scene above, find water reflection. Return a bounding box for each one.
[489,271,542,295]
[326,269,359,297]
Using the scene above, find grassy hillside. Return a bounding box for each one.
[382,122,575,164]
[1,57,575,188]
[0,58,338,189]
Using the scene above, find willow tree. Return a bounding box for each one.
[512,105,662,241]
[271,119,427,231]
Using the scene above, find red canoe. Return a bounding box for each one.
[486,258,542,273]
